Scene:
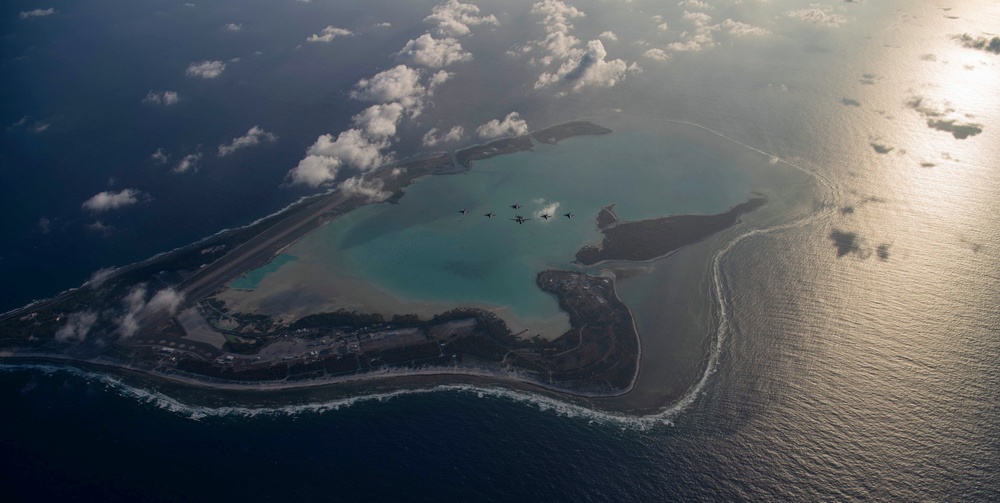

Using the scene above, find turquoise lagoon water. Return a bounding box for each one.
[228,253,298,291]
[244,121,783,324]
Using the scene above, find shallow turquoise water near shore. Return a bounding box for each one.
[228,253,298,291]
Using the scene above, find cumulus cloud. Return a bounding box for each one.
[422,125,464,146]
[287,154,342,187]
[786,5,848,27]
[535,39,639,91]
[352,103,405,139]
[678,0,711,8]
[722,19,770,37]
[351,65,427,112]
[424,0,498,37]
[146,288,185,314]
[117,286,185,338]
[666,10,719,52]
[599,31,618,42]
[644,48,670,61]
[340,176,390,202]
[307,129,389,170]
[396,33,473,68]
[218,126,278,156]
[428,69,453,94]
[55,311,98,342]
[20,8,55,19]
[150,148,169,164]
[82,188,148,212]
[307,25,353,43]
[952,33,1000,54]
[525,1,638,91]
[86,220,115,236]
[223,23,241,32]
[532,198,561,220]
[173,153,202,173]
[906,96,984,139]
[186,60,226,78]
[529,0,586,65]
[88,267,116,288]
[289,126,394,187]
[142,90,180,105]
[476,112,529,139]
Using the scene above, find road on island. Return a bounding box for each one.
[174,191,352,309]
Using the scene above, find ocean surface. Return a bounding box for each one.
[3,0,999,500]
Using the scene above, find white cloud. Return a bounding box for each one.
[340,176,390,202]
[396,33,473,68]
[223,23,241,32]
[658,23,670,31]
[599,31,618,42]
[173,153,202,173]
[218,126,277,156]
[82,188,147,212]
[644,48,670,61]
[352,103,405,139]
[88,267,115,288]
[146,288,185,315]
[150,148,169,164]
[422,125,464,146]
[86,220,114,236]
[20,8,55,19]
[476,112,529,139]
[530,0,586,64]
[428,69,453,94]
[678,0,711,8]
[307,25,353,43]
[306,129,389,172]
[424,0,498,37]
[532,198,561,220]
[376,22,392,28]
[117,286,184,338]
[142,90,180,105]
[786,5,848,27]
[55,311,98,342]
[722,19,770,37]
[186,60,226,78]
[351,65,427,112]
[535,39,638,91]
[666,11,719,52]
[287,154,342,187]
[32,122,50,133]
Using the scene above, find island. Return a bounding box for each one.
[576,197,767,266]
[0,120,765,411]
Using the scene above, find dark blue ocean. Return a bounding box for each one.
[3,1,999,500]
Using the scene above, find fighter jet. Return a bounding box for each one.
[540,214,552,221]
[459,209,469,214]
[563,212,574,219]
[512,215,530,224]
[510,203,521,210]
[484,212,495,219]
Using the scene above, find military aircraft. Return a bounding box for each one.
[484,212,495,219]
[540,214,552,220]
[512,215,530,224]
[563,212,574,219]
[459,209,469,214]
[510,203,521,210]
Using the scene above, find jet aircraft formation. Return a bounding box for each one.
[459,204,574,225]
